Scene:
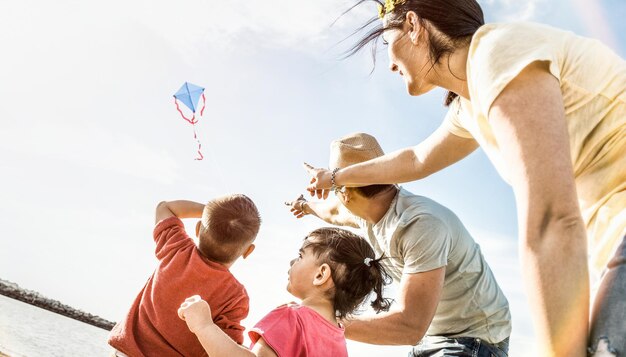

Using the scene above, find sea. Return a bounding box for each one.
[0,295,111,356]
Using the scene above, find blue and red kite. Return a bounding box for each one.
[174,82,206,160]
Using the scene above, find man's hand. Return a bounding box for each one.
[178,295,214,334]
[284,194,309,219]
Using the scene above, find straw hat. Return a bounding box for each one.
[328,132,385,170]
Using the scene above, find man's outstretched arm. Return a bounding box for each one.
[286,195,359,228]
[345,267,445,345]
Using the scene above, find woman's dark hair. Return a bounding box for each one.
[304,227,393,319]
[344,0,484,105]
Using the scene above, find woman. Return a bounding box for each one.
[304,1,626,356]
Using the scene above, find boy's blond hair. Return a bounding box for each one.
[198,194,261,264]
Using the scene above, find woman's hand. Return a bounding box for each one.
[303,162,332,199]
[178,295,214,334]
[284,194,309,218]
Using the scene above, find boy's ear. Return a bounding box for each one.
[242,244,255,259]
[313,263,333,286]
[195,220,202,237]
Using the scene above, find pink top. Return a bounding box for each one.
[249,304,348,357]
[109,217,249,357]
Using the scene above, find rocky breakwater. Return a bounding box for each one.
[0,278,115,331]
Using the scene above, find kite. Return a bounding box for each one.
[173,82,206,160]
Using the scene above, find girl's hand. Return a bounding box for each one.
[178,295,214,334]
[303,162,332,200]
[284,194,308,218]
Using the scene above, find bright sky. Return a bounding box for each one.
[1,1,624,356]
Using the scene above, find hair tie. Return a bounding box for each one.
[378,0,407,19]
[364,257,373,267]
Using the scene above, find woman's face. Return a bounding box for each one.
[383,19,437,96]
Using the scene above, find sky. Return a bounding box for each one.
[0,0,624,356]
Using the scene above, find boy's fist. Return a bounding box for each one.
[178,295,213,333]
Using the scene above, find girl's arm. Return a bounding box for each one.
[178,296,278,357]
[193,324,277,357]
[489,61,588,357]
[304,126,478,198]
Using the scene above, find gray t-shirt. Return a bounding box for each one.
[354,188,511,343]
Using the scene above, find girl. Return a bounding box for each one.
[178,227,391,357]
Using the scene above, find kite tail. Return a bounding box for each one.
[199,93,206,117]
[174,98,198,124]
[193,126,204,161]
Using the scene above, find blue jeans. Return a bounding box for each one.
[588,234,626,356]
[408,336,509,357]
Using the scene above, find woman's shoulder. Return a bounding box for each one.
[470,22,574,60]
[473,22,570,44]
[467,22,570,114]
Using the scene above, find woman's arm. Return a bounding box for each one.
[305,126,478,197]
[489,61,588,357]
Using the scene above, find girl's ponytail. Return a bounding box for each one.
[304,227,393,319]
[366,256,393,313]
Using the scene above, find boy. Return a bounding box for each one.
[109,195,261,357]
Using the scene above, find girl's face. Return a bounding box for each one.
[287,243,322,299]
[383,20,437,96]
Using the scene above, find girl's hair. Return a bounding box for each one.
[344,0,484,106]
[305,227,393,319]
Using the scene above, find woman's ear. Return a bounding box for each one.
[313,263,333,286]
[405,11,421,44]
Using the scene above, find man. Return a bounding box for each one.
[287,133,511,357]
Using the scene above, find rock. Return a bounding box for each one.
[0,278,115,331]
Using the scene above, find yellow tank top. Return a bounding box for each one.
[443,22,626,281]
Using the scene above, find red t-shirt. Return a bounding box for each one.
[249,304,348,357]
[109,217,249,357]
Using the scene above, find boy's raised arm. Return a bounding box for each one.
[156,200,205,224]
